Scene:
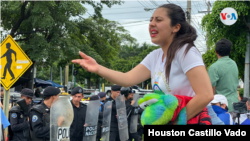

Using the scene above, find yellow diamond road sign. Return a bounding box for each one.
[1,35,33,90]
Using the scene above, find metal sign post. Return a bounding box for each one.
[3,88,10,137]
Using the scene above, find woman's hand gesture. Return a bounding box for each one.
[72,51,99,73]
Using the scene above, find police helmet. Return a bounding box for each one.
[120,87,132,97]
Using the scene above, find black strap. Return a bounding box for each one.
[9,106,22,113]
[2,125,5,141]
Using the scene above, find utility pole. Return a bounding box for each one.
[65,65,69,92]
[60,66,62,86]
[244,33,250,98]
[72,64,74,84]
[198,0,212,14]
[50,66,52,81]
[187,0,191,24]
[31,65,36,90]
[197,0,212,51]
[206,0,211,14]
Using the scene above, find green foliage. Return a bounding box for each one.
[239,88,244,97]
[202,47,217,70]
[112,44,160,72]
[111,44,159,86]
[1,1,127,68]
[77,17,136,68]
[201,1,250,80]
[119,42,151,60]
[78,83,85,89]
[1,1,136,88]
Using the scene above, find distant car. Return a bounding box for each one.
[10,92,21,98]
[81,100,89,105]
[9,92,21,106]
[131,85,154,93]
[105,87,112,97]
[82,89,98,101]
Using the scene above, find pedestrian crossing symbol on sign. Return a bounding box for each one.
[1,35,33,90]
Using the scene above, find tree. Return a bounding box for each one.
[76,17,136,68]
[119,42,152,60]
[112,43,160,87]
[73,17,136,88]
[1,1,124,88]
[201,1,250,81]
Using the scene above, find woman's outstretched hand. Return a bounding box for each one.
[72,51,99,73]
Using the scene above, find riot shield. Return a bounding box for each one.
[83,99,100,141]
[100,101,112,141]
[116,95,129,141]
[130,93,140,133]
[50,96,74,141]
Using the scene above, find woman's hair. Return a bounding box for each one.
[158,4,198,83]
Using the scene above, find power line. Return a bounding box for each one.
[99,6,148,10]
[137,0,153,14]
[101,10,150,15]
[120,20,149,25]
[138,0,150,8]
[150,0,158,7]
[122,22,149,27]
[144,0,156,8]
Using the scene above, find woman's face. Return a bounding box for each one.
[149,8,178,46]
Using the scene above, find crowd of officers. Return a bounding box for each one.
[3,84,143,141]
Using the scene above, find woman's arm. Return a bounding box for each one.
[97,64,151,87]
[72,52,151,87]
[185,66,214,120]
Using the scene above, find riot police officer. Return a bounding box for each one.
[104,85,121,141]
[29,86,63,141]
[9,88,34,141]
[121,87,142,141]
[69,87,87,141]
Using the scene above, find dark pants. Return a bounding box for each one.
[96,136,101,141]
[137,127,144,137]
[128,132,142,141]
[109,130,120,141]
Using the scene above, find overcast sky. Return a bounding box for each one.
[82,0,216,54]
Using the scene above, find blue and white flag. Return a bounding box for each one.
[235,114,250,125]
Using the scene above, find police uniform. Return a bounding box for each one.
[69,87,87,141]
[122,87,142,141]
[96,92,106,141]
[9,88,33,141]
[29,86,60,141]
[125,99,142,141]
[104,85,121,141]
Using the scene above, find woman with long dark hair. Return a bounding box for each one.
[72,4,214,124]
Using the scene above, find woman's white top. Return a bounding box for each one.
[140,44,204,97]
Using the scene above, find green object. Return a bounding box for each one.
[239,88,244,97]
[208,56,239,112]
[74,76,76,87]
[99,83,101,92]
